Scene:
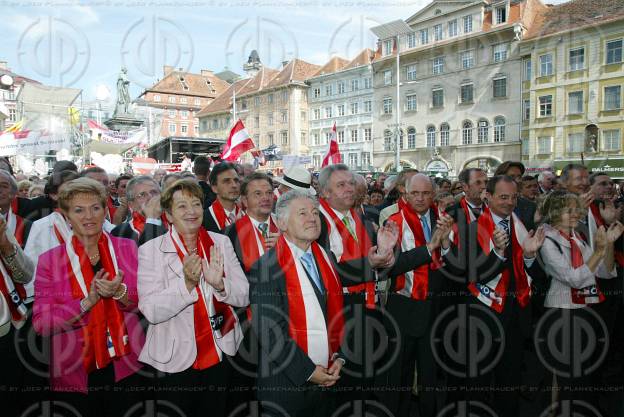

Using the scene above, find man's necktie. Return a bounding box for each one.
[301,252,324,294]
[227,211,236,225]
[258,222,268,238]
[470,206,482,219]
[499,218,510,237]
[420,215,431,243]
[342,216,357,240]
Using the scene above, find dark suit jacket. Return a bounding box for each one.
[249,247,344,409]
[110,222,167,246]
[385,209,442,337]
[515,197,537,232]
[316,209,381,289]
[16,196,55,223]
[198,181,216,208]
[201,208,223,234]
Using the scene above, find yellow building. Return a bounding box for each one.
[519,0,624,177]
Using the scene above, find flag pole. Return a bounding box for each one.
[232,88,237,124]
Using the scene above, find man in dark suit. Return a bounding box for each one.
[193,155,217,207]
[250,191,347,417]
[382,173,454,417]
[202,162,242,233]
[441,175,546,417]
[315,164,397,409]
[495,161,537,231]
[110,176,167,245]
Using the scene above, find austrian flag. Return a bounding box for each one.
[221,119,255,162]
[322,122,341,167]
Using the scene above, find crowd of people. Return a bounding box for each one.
[0,154,623,417]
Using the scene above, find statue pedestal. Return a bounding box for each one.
[104,114,143,132]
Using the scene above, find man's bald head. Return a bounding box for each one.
[406,174,436,214]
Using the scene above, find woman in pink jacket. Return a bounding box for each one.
[33,177,145,417]
[138,179,248,417]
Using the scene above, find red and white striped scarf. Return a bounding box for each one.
[169,225,239,369]
[208,199,243,230]
[561,229,605,305]
[233,214,278,272]
[4,206,26,247]
[468,207,532,313]
[65,232,130,372]
[390,199,442,300]
[51,211,73,245]
[129,211,169,236]
[276,235,344,367]
[318,198,376,309]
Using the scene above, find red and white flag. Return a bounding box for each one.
[322,122,341,167]
[221,119,255,162]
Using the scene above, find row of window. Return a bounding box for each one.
[311,127,373,146]
[153,94,202,106]
[385,44,510,84]
[312,101,373,119]
[242,90,290,110]
[382,118,507,149]
[523,39,623,80]
[382,14,478,56]
[255,131,291,146]
[312,152,372,168]
[168,123,199,135]
[528,85,622,119]
[165,109,192,119]
[381,77,508,114]
[253,111,294,127]
[311,78,373,99]
[522,130,622,155]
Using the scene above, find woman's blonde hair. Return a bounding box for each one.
[160,179,204,213]
[540,190,586,226]
[57,177,108,211]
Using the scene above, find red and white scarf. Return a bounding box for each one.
[318,198,375,309]
[65,232,130,372]
[233,214,278,272]
[169,225,239,369]
[106,196,118,221]
[276,235,344,367]
[468,207,532,313]
[0,246,27,329]
[51,211,73,245]
[4,206,26,247]
[390,199,442,300]
[208,199,243,230]
[561,230,605,305]
[129,211,169,236]
[459,197,481,223]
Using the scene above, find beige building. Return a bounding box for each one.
[519,0,624,177]
[371,0,545,177]
[197,52,320,172]
[139,66,231,141]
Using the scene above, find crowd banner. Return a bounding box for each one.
[0,129,71,156]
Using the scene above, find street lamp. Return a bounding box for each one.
[371,19,412,173]
[95,84,110,125]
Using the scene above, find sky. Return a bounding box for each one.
[1,0,568,102]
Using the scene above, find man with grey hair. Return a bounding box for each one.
[378,168,420,226]
[250,190,347,416]
[316,163,398,408]
[111,176,167,244]
[537,170,555,194]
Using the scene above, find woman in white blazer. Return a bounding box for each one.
[538,190,623,414]
[138,179,248,417]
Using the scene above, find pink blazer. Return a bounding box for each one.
[32,236,145,394]
[138,230,249,373]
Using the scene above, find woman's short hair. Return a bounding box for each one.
[540,190,586,225]
[57,178,108,212]
[160,179,204,213]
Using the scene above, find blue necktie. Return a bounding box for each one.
[499,218,510,237]
[420,215,431,243]
[301,252,324,294]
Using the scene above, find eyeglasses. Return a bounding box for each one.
[135,190,160,200]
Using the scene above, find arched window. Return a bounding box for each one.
[426,125,436,148]
[478,119,489,143]
[462,120,473,145]
[399,129,404,149]
[494,116,506,142]
[384,129,392,151]
[440,123,450,146]
[407,127,416,149]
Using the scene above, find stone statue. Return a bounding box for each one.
[114,67,132,116]
[586,132,597,153]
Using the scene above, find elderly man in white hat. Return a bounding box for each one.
[274,166,316,196]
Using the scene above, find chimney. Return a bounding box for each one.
[282,60,290,68]
[201,69,214,77]
[163,65,174,75]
